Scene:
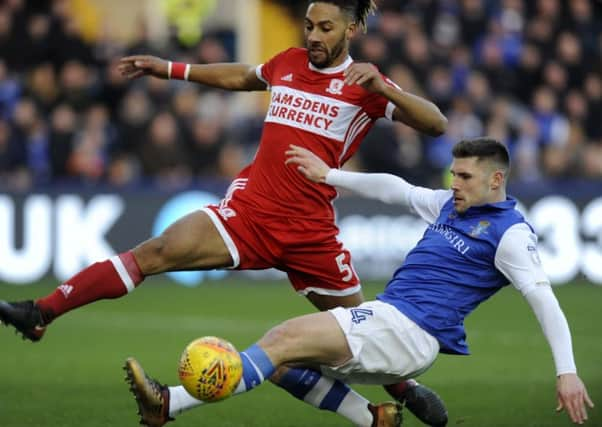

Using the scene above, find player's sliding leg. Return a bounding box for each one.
[164,365,396,426]
[125,349,401,427]
[273,366,397,426]
[0,211,232,341]
[307,291,448,427]
[125,311,403,427]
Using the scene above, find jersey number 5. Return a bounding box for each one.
[336,253,354,282]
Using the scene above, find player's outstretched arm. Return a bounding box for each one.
[524,288,594,424]
[497,228,595,424]
[285,144,413,205]
[556,373,594,425]
[343,62,447,137]
[118,55,265,91]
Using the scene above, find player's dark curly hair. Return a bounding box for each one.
[308,0,377,32]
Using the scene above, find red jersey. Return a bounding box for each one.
[226,47,395,221]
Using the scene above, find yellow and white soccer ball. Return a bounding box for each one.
[178,336,243,402]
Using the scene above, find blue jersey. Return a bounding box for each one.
[377,196,528,355]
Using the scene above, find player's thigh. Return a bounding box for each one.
[322,301,440,384]
[259,312,352,367]
[285,243,362,309]
[133,209,232,274]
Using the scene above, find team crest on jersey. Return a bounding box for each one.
[326,79,344,95]
[469,220,490,237]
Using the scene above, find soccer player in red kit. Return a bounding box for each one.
[1,1,448,426]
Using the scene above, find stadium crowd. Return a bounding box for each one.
[0,0,601,191]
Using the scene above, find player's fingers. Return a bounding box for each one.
[289,144,305,153]
[291,146,314,158]
[344,70,358,84]
[118,64,139,76]
[123,70,138,79]
[565,404,578,424]
[296,165,309,178]
[117,65,130,75]
[355,74,371,86]
[570,400,585,424]
[125,70,146,80]
[134,59,151,69]
[577,395,589,423]
[567,397,584,424]
[120,55,146,63]
[584,390,594,408]
[285,156,300,165]
[345,75,358,86]
[556,398,564,412]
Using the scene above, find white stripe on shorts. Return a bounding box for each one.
[202,207,240,268]
[296,284,362,297]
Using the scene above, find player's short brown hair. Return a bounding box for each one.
[452,137,510,175]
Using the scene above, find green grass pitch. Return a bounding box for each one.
[1,278,600,426]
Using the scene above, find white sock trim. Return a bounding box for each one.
[337,391,372,427]
[168,385,204,417]
[241,352,265,383]
[109,256,135,293]
[303,376,331,406]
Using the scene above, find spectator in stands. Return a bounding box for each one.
[138,111,192,188]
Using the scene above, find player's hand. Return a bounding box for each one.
[285,145,331,183]
[556,373,594,424]
[343,62,387,94]
[118,55,170,80]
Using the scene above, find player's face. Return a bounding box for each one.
[304,2,354,68]
[450,157,502,213]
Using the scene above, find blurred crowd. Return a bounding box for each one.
[0,0,601,191]
[351,0,602,186]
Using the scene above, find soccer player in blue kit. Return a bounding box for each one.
[125,137,594,426]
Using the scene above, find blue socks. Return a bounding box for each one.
[275,367,373,426]
[239,344,276,391]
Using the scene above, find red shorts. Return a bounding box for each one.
[203,198,361,296]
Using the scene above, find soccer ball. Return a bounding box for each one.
[178,336,243,402]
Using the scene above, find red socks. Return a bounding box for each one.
[36,251,144,323]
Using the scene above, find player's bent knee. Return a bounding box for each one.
[257,321,303,365]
